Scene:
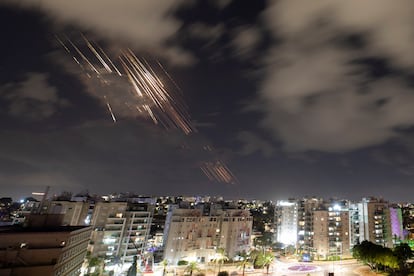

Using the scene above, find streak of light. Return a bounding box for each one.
[156,60,183,94]
[104,95,117,123]
[81,34,112,73]
[55,35,70,53]
[200,160,238,185]
[142,104,158,124]
[66,36,100,75]
[56,34,240,184]
[97,44,122,76]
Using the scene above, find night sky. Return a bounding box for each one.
[1,0,414,202]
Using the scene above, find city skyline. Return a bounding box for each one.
[1,1,414,202]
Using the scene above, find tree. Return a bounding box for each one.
[254,232,274,248]
[185,261,201,276]
[213,248,229,272]
[352,240,407,273]
[249,249,261,268]
[160,259,169,276]
[393,243,413,272]
[353,240,382,270]
[237,252,252,276]
[256,251,274,274]
[376,247,398,272]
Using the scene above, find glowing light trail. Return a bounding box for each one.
[57,33,238,184]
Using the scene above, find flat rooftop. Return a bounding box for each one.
[0,225,90,233]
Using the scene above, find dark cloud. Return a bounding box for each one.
[2,0,194,66]
[255,0,414,152]
[210,0,233,10]
[230,25,262,57]
[1,73,69,120]
[237,131,275,157]
[187,23,225,43]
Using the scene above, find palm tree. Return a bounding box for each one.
[185,261,201,276]
[160,259,169,276]
[213,248,229,272]
[237,253,252,276]
[256,251,274,274]
[248,249,260,268]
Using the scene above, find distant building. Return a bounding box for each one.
[0,225,91,276]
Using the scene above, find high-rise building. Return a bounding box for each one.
[88,202,153,267]
[275,200,298,246]
[348,198,402,248]
[312,201,350,259]
[297,197,324,254]
[163,207,252,265]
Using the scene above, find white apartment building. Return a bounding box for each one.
[275,200,298,246]
[349,198,403,248]
[89,202,153,266]
[163,208,252,265]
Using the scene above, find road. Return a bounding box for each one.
[268,258,361,276]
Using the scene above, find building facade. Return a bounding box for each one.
[312,202,351,259]
[275,200,298,246]
[88,202,153,267]
[163,207,252,265]
[45,201,92,226]
[349,198,403,248]
[0,225,92,276]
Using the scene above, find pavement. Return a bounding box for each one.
[151,258,377,276]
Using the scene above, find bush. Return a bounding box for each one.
[218,271,229,276]
[178,260,189,266]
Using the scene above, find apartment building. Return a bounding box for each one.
[312,202,350,259]
[275,200,298,246]
[0,225,92,276]
[297,197,324,253]
[45,201,92,226]
[349,198,403,248]
[88,201,153,266]
[163,207,252,265]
